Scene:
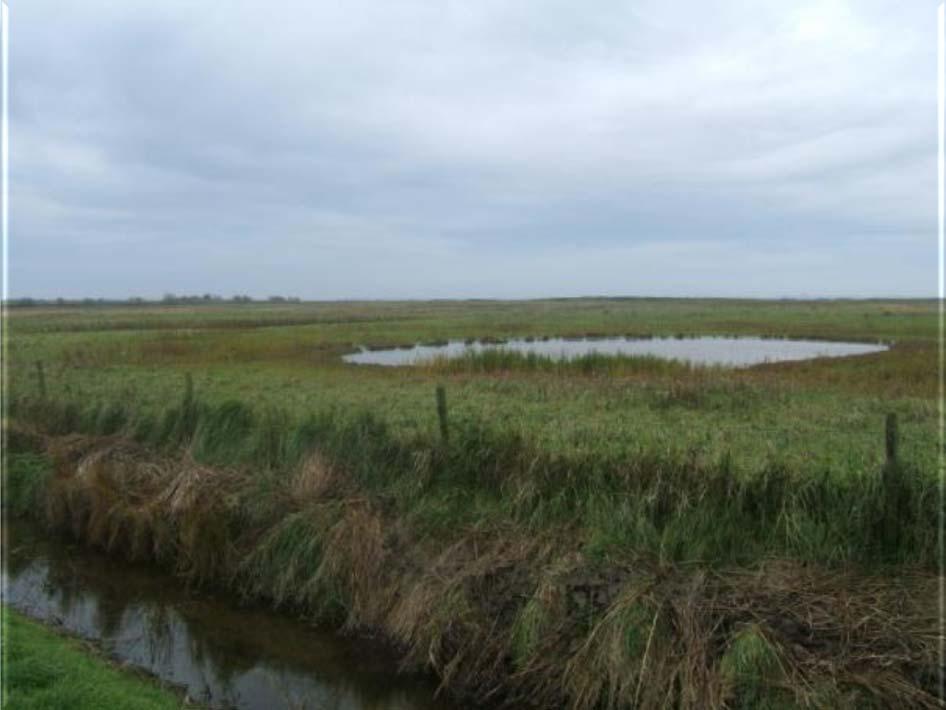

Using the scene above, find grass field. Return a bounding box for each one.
[1,606,187,710]
[6,298,937,469]
[3,298,940,708]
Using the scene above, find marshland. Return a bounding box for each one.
[1,297,939,709]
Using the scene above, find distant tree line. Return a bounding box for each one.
[5,294,302,308]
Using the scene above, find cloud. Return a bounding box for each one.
[7,0,937,298]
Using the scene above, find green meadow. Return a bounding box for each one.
[6,298,936,469]
[3,297,940,708]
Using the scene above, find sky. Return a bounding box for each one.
[7,1,939,299]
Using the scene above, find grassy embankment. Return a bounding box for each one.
[2,606,187,710]
[3,298,941,708]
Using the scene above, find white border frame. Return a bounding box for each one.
[938,2,945,702]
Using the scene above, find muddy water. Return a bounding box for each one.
[343,336,888,367]
[1,520,459,710]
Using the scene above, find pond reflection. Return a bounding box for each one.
[343,335,887,368]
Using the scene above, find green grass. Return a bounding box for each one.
[4,298,938,567]
[2,606,186,710]
[3,297,940,708]
[8,383,936,568]
[720,625,792,710]
[2,452,53,517]
[6,296,935,408]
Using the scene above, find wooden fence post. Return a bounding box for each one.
[183,372,194,410]
[882,412,901,554]
[35,361,46,399]
[885,412,899,464]
[436,385,449,442]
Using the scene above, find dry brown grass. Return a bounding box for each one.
[289,453,343,504]
[23,432,945,709]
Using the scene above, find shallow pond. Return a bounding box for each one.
[343,336,887,368]
[1,520,459,710]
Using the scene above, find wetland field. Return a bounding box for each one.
[2,297,941,709]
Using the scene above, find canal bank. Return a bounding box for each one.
[3,409,940,710]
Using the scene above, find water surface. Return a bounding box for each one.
[1,520,458,710]
[343,336,887,368]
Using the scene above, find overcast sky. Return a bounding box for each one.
[7,1,939,299]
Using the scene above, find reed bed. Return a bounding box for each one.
[421,349,708,379]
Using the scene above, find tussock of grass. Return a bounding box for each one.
[720,625,787,709]
[240,509,333,611]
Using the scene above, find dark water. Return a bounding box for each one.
[1,520,458,710]
[343,336,888,367]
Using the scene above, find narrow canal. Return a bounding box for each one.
[1,519,460,710]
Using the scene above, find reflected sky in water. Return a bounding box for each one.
[344,336,887,368]
[1,521,458,710]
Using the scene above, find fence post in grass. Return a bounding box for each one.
[183,372,194,411]
[436,385,449,443]
[179,372,196,440]
[885,412,899,465]
[35,360,47,399]
[883,412,901,553]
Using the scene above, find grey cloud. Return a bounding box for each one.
[7,0,938,298]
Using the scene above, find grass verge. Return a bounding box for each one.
[1,605,189,710]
